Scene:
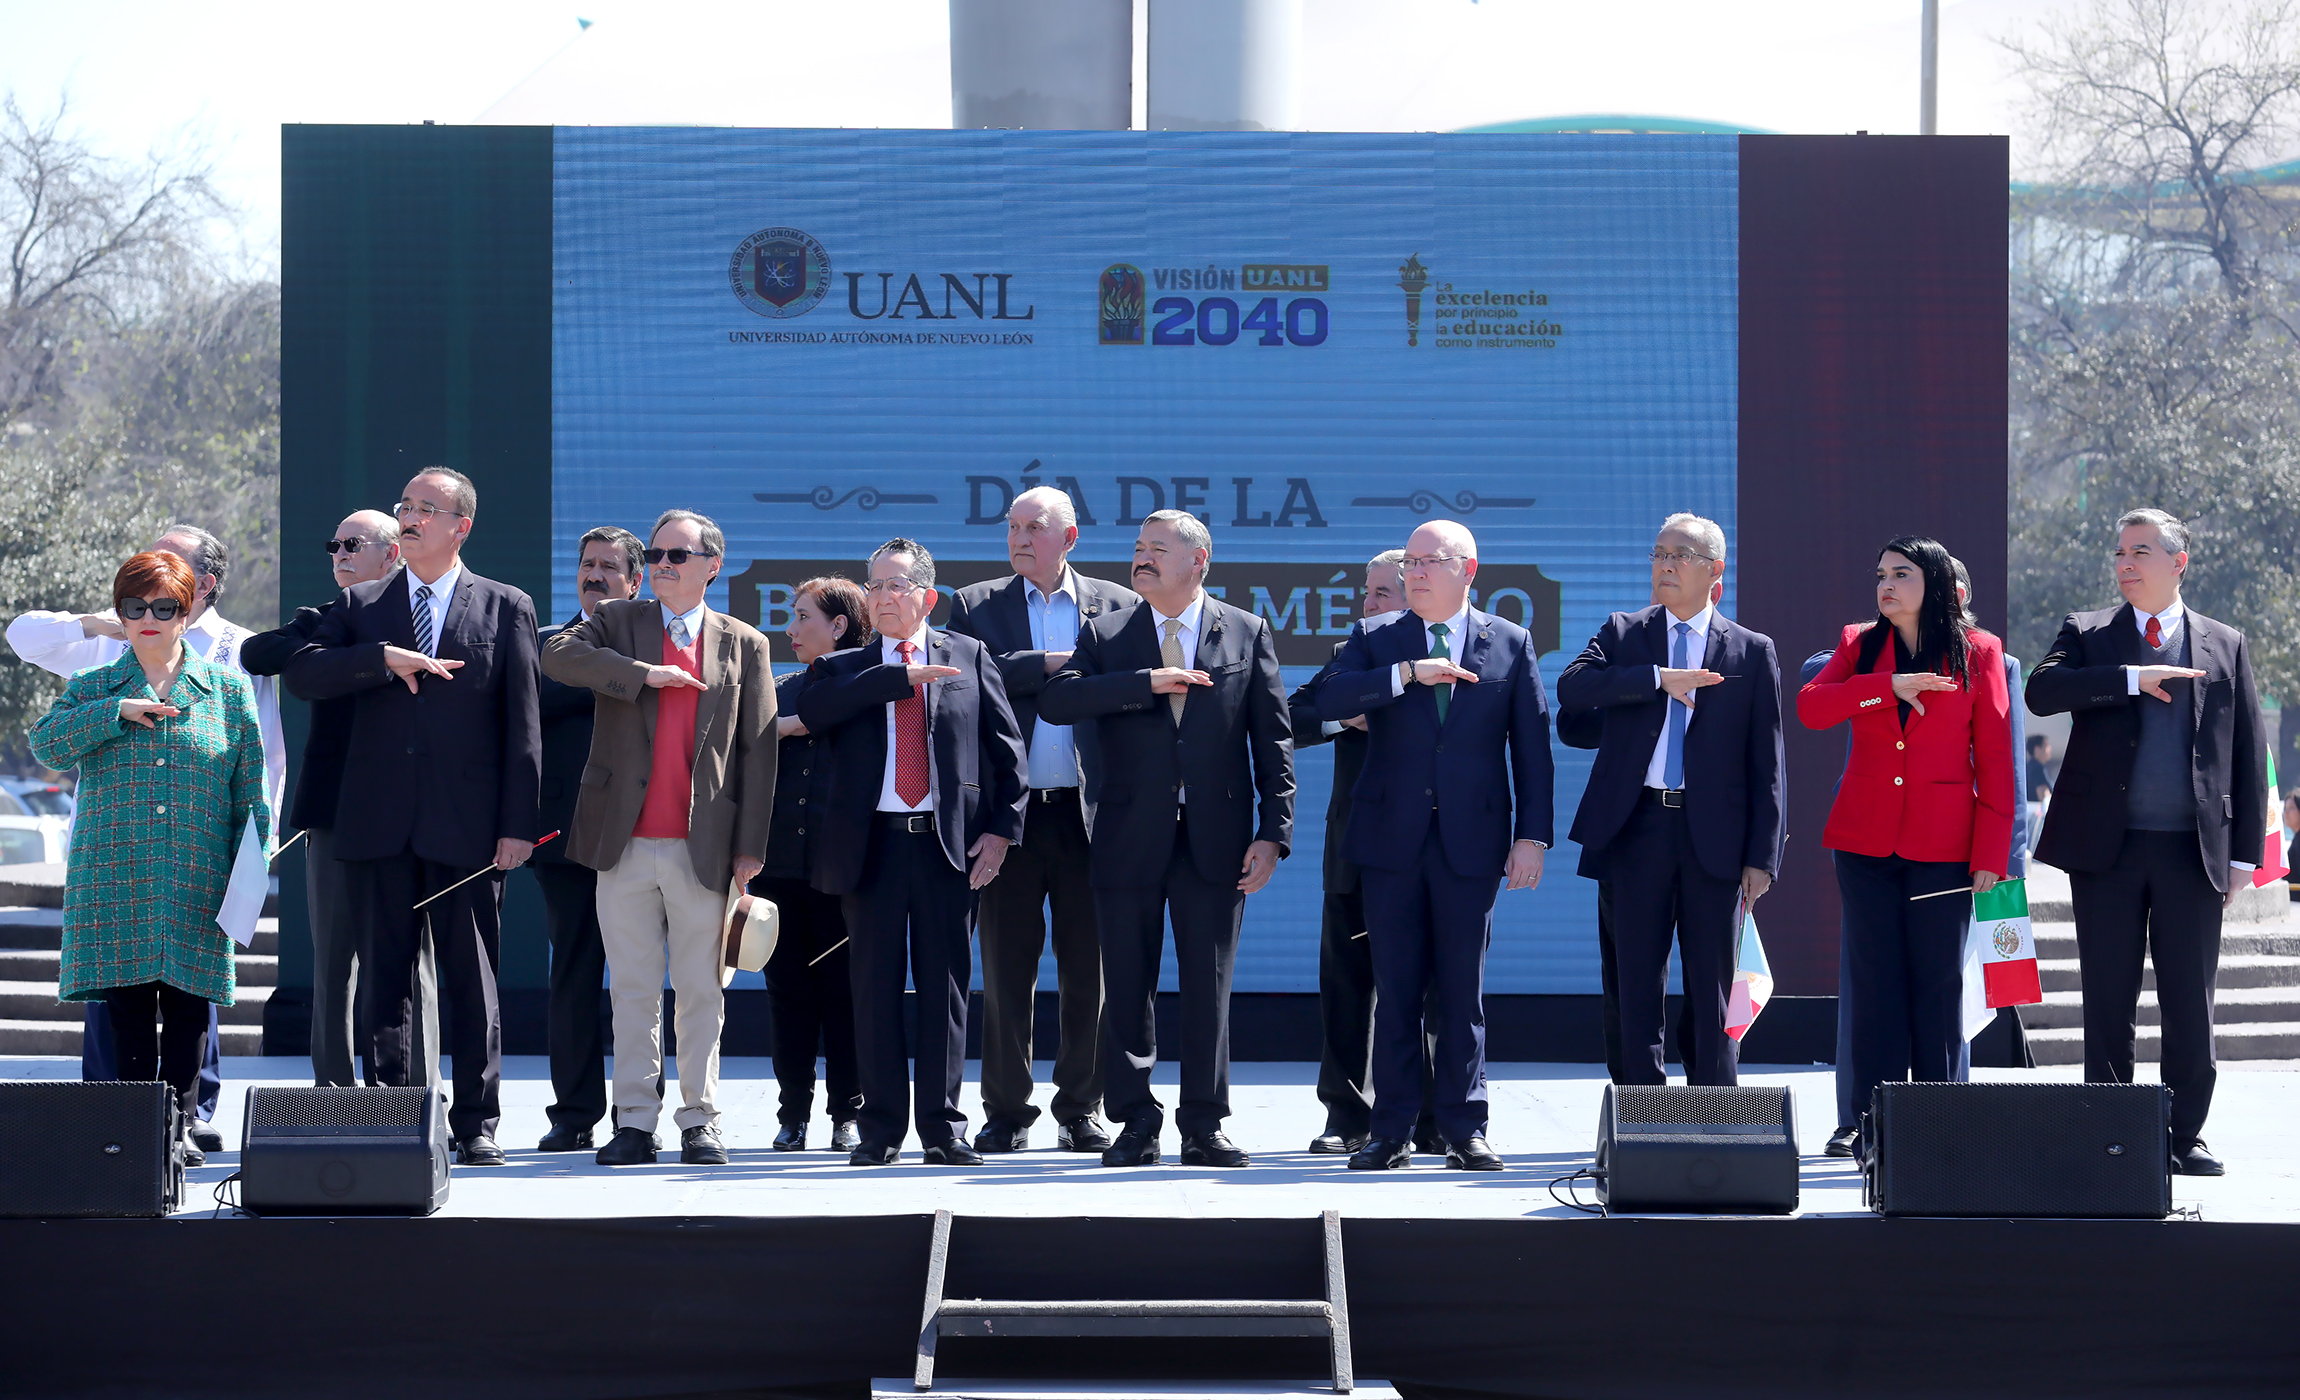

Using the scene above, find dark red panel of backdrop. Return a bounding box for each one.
[1737,136,2010,996]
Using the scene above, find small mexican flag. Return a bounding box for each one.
[2253,752,2290,888]
[1724,899,1772,1042]
[1970,878,2041,1011]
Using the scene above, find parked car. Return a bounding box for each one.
[0,814,65,866]
[0,777,72,821]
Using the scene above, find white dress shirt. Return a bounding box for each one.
[1152,592,1206,802]
[5,605,287,816]
[1644,603,1716,790]
[2124,598,2187,694]
[407,563,462,653]
[877,623,935,813]
[659,598,708,649]
[1024,569,1081,789]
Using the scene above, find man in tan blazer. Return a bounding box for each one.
[541,509,778,1166]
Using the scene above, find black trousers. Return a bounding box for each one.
[1835,849,1969,1123]
[1095,810,1245,1136]
[1606,797,1741,1087]
[79,1000,220,1118]
[975,787,1104,1127]
[1596,877,1696,1081]
[1313,885,1438,1143]
[2070,828,2222,1142]
[842,820,975,1150]
[532,860,608,1131]
[99,981,210,1095]
[347,853,505,1143]
[760,875,861,1127]
[1360,827,1501,1145]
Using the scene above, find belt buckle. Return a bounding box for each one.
[905,813,933,833]
[1662,789,1685,809]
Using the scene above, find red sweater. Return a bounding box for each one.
[632,627,703,840]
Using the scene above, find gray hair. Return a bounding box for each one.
[1369,548,1406,576]
[650,509,725,560]
[579,525,644,577]
[1011,485,1078,533]
[2116,507,2190,556]
[154,523,228,605]
[869,536,936,588]
[1660,512,1726,563]
[1141,509,1212,582]
[414,467,478,518]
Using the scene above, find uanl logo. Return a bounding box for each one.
[1398,252,1562,350]
[1100,262,1331,347]
[729,227,832,318]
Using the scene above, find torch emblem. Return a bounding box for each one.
[1398,253,1429,347]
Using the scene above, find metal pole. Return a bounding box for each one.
[1920,0,1939,135]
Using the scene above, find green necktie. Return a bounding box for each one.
[1430,621,1452,722]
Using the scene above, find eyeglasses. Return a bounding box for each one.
[394,500,468,523]
[324,537,374,555]
[1649,549,1716,566]
[862,577,927,597]
[644,548,720,566]
[1401,553,1466,571]
[118,597,185,621]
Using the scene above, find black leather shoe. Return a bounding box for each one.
[1057,1116,1112,1152]
[538,1123,594,1152]
[1309,1131,1368,1154]
[1445,1136,1504,1171]
[681,1125,729,1165]
[1102,1114,1163,1167]
[179,1135,206,1169]
[455,1135,508,1167]
[923,1140,984,1166]
[1348,1137,1413,1170]
[1181,1130,1250,1168]
[850,1141,900,1166]
[831,1120,861,1152]
[595,1126,659,1166]
[772,1124,806,1152]
[974,1118,1029,1153]
[189,1119,224,1154]
[1824,1125,1860,1159]
[2171,1138,2226,1176]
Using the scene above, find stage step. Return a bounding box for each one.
[2025,1020,2300,1065]
[2023,984,2300,1030]
[0,910,276,957]
[2028,923,2300,959]
[2038,952,2300,994]
[0,948,277,987]
[0,1017,265,1056]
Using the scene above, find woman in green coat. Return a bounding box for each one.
[30,550,272,1165]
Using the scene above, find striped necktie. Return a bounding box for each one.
[412,585,435,657]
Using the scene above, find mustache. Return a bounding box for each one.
[581,580,609,592]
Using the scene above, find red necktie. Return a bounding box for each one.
[894,640,930,808]
[2145,616,2163,649]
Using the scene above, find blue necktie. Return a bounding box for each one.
[1664,621,1690,790]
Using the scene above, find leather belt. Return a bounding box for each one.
[1033,787,1080,805]
[881,812,935,833]
[1643,788,1687,809]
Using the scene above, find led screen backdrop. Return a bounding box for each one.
[552,130,1739,995]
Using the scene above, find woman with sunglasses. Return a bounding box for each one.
[30,551,274,1166]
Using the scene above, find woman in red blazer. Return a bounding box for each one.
[1799,535,2014,1142]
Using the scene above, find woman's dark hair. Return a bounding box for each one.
[794,575,874,652]
[1855,535,1970,683]
[114,550,197,613]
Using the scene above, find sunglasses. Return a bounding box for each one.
[118,597,185,621]
[644,548,719,566]
[324,537,375,555]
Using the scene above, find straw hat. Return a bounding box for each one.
[720,878,779,988]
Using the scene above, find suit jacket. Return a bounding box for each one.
[761,664,837,885]
[531,614,599,869]
[1289,641,1369,895]
[283,567,542,869]
[1557,606,1786,883]
[1313,607,1553,879]
[1797,622,2014,873]
[242,602,350,834]
[1039,594,1294,889]
[944,569,1138,831]
[539,599,778,893]
[796,627,1028,896]
[2024,602,2265,890]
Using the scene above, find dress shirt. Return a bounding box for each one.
[1152,592,1206,802]
[408,563,463,654]
[1644,603,1716,789]
[1024,569,1081,789]
[877,623,935,813]
[4,605,287,816]
[659,598,708,647]
[2123,598,2187,694]
[1386,599,1474,696]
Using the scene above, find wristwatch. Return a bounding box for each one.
[1397,659,1415,687]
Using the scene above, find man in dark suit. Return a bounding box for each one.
[1039,510,1294,1169]
[945,486,1135,1155]
[1315,519,1552,1172]
[2026,507,2265,1177]
[284,468,543,1166]
[527,525,642,1152]
[1291,549,1440,1155]
[797,537,1028,1166]
[243,508,440,1089]
[1559,514,1785,1089]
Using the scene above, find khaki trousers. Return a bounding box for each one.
[596,836,726,1133]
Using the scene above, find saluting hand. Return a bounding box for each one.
[1889,672,1960,715]
[119,698,180,728]
[776,714,809,739]
[1150,667,1212,694]
[907,663,963,685]
[1660,668,1722,707]
[644,665,707,690]
[1410,658,1478,687]
[2137,664,2206,702]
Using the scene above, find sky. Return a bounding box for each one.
[0,0,2070,271]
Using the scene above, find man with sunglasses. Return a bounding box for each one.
[243,511,443,1091]
[286,469,543,1167]
[542,511,778,1167]
[6,522,283,1150]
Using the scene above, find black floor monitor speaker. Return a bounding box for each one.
[1595,1084,1799,1214]
[239,1086,450,1216]
[1865,1081,2171,1218]
[0,1080,183,1218]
